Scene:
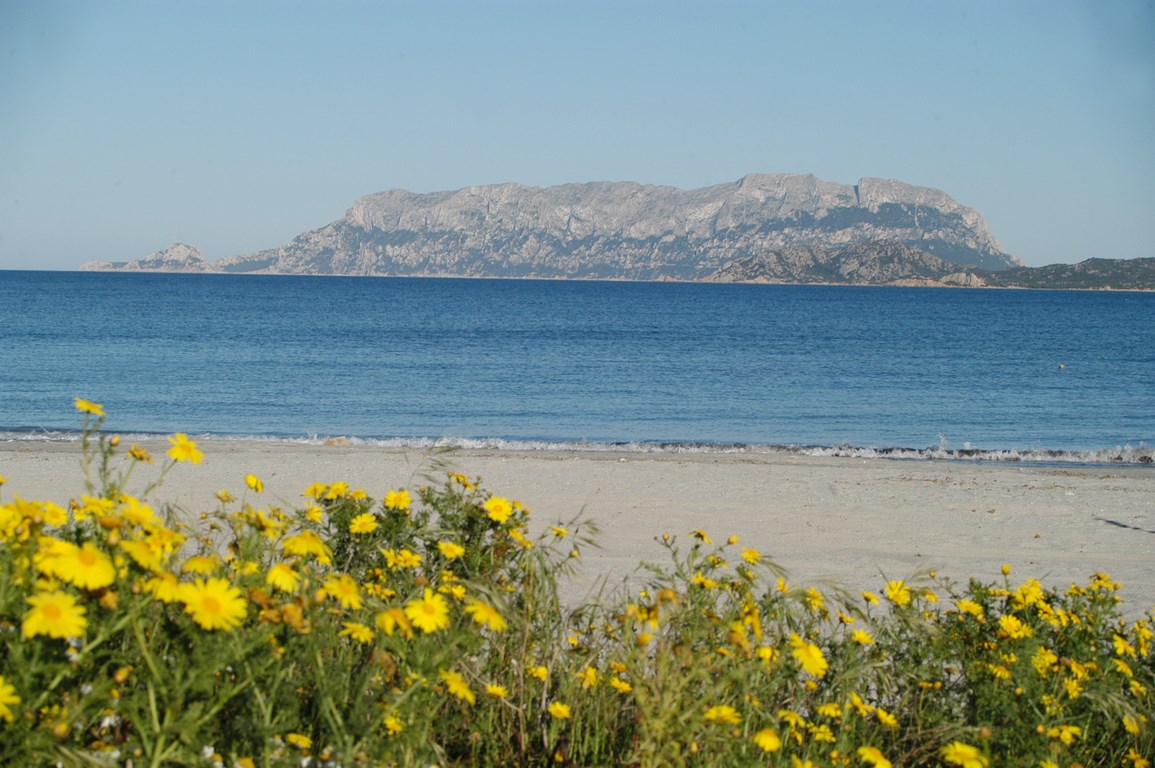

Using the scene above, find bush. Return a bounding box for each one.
[0,402,1151,766]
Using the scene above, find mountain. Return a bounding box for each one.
[82,243,212,273]
[704,241,988,286]
[979,257,1155,290]
[82,174,1019,279]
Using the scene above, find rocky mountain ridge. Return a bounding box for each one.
[83,174,1021,281]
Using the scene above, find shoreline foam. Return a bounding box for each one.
[2,429,1152,466]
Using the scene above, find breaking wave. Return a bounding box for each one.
[1,428,1152,466]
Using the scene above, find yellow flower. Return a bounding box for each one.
[74,397,105,417]
[55,540,117,590]
[741,547,762,564]
[349,512,378,535]
[244,473,264,493]
[874,707,898,728]
[885,580,911,606]
[862,591,879,605]
[691,572,719,589]
[282,531,332,564]
[384,714,404,736]
[322,574,364,610]
[703,704,741,724]
[1127,749,1150,768]
[550,525,569,538]
[941,741,987,768]
[1114,633,1138,657]
[789,634,828,678]
[166,433,204,464]
[0,675,21,723]
[405,588,451,633]
[852,629,875,645]
[384,489,412,511]
[805,586,825,613]
[146,572,182,603]
[998,614,1033,639]
[266,563,300,593]
[182,554,218,574]
[528,665,549,681]
[609,676,632,694]
[576,667,598,689]
[128,444,152,463]
[548,701,571,720]
[484,496,513,523]
[956,599,985,619]
[752,727,781,753]
[1046,724,1081,745]
[857,746,892,768]
[690,528,713,544]
[485,684,509,699]
[465,600,508,631]
[285,733,312,751]
[339,621,375,644]
[849,692,874,717]
[178,577,247,631]
[374,607,414,638]
[439,669,475,705]
[22,589,87,639]
[817,702,842,719]
[438,540,466,559]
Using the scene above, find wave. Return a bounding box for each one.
[2,428,1152,466]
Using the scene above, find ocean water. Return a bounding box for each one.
[1,270,1152,464]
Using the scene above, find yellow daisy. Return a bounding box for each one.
[483,496,513,523]
[281,531,332,564]
[74,397,105,417]
[940,741,987,768]
[266,563,300,593]
[439,669,475,704]
[0,675,19,723]
[166,433,204,464]
[339,621,375,644]
[464,600,508,632]
[384,489,412,511]
[322,574,364,610]
[437,540,466,559]
[22,589,87,639]
[404,588,450,633]
[178,577,247,631]
[703,704,741,724]
[54,541,117,590]
[349,512,378,535]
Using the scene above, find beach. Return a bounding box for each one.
[2,439,1152,614]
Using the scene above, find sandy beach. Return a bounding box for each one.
[2,439,1152,614]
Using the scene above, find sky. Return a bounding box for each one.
[1,0,1153,270]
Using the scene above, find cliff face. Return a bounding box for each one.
[704,241,988,286]
[202,174,1017,278]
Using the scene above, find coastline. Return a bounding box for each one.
[3,439,1152,614]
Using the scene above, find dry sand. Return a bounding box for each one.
[2,440,1153,613]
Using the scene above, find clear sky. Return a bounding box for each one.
[2,0,1153,270]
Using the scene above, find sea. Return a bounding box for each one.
[1,270,1152,465]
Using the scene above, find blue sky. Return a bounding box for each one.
[2,0,1152,269]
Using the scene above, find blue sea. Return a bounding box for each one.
[1,270,1152,464]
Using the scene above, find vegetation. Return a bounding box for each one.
[1,401,1152,766]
